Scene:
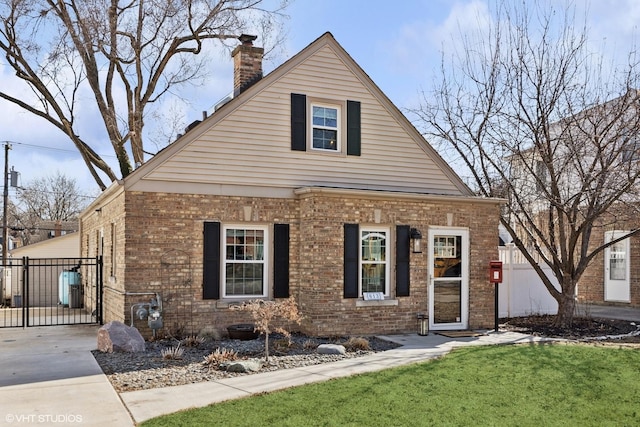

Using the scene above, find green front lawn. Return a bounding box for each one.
[141,343,640,426]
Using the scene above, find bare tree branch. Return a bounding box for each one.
[0,0,289,189]
[415,1,640,327]
[11,172,89,245]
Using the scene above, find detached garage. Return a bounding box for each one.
[8,233,80,307]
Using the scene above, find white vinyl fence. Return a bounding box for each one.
[498,243,559,317]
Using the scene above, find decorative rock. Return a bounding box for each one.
[93,335,398,393]
[222,359,262,373]
[97,321,146,353]
[317,344,346,355]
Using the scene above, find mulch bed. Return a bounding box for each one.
[502,314,640,343]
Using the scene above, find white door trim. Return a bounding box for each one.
[428,227,469,330]
[604,230,631,303]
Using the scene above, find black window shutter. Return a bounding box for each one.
[273,224,290,298]
[203,222,221,299]
[347,100,361,156]
[344,223,359,298]
[291,93,307,151]
[396,225,410,297]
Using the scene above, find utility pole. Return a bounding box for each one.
[2,142,9,267]
[1,142,8,305]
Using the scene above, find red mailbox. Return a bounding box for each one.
[489,260,503,283]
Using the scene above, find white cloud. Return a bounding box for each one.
[4,0,638,199]
[575,1,640,71]
[373,0,493,111]
[7,144,101,197]
[382,0,490,76]
[429,0,492,53]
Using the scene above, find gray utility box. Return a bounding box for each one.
[69,285,82,309]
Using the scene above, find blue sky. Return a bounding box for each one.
[2,0,640,197]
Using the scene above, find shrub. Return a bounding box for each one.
[203,347,239,369]
[343,337,371,352]
[272,337,294,353]
[161,344,184,360]
[302,339,318,350]
[181,335,205,347]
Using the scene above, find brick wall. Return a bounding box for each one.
[80,187,127,325]
[82,189,501,337]
[578,214,640,306]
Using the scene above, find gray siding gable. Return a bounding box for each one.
[125,33,472,198]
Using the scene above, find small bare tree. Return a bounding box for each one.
[0,0,288,189]
[232,296,302,361]
[416,1,640,327]
[12,172,87,245]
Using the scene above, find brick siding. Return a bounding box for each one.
[81,189,500,337]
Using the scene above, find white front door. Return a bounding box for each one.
[604,231,631,302]
[428,228,469,330]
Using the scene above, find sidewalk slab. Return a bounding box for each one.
[120,380,251,420]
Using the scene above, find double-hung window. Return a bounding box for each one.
[223,225,268,298]
[311,103,340,151]
[360,227,389,296]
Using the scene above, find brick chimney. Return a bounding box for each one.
[232,34,263,96]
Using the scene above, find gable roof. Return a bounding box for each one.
[10,232,79,258]
[123,32,473,198]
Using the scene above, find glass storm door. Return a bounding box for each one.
[428,228,469,330]
[604,231,631,302]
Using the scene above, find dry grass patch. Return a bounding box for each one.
[203,348,239,369]
[343,336,370,352]
[161,344,184,360]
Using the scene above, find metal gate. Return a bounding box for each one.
[0,257,103,328]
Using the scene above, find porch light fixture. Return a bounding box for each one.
[410,228,422,253]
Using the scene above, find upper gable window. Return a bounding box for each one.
[291,93,360,156]
[311,103,340,151]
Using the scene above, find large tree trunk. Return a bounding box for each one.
[554,291,577,328]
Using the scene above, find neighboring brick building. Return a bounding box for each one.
[576,208,640,307]
[80,33,503,337]
[505,90,640,310]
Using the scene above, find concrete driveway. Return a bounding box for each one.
[0,325,133,426]
[577,303,640,322]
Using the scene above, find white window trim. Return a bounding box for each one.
[359,226,391,297]
[221,224,269,299]
[110,222,117,278]
[310,101,341,152]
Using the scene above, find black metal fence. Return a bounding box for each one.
[0,257,103,328]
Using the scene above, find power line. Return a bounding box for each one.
[6,140,117,159]
[2,140,111,200]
